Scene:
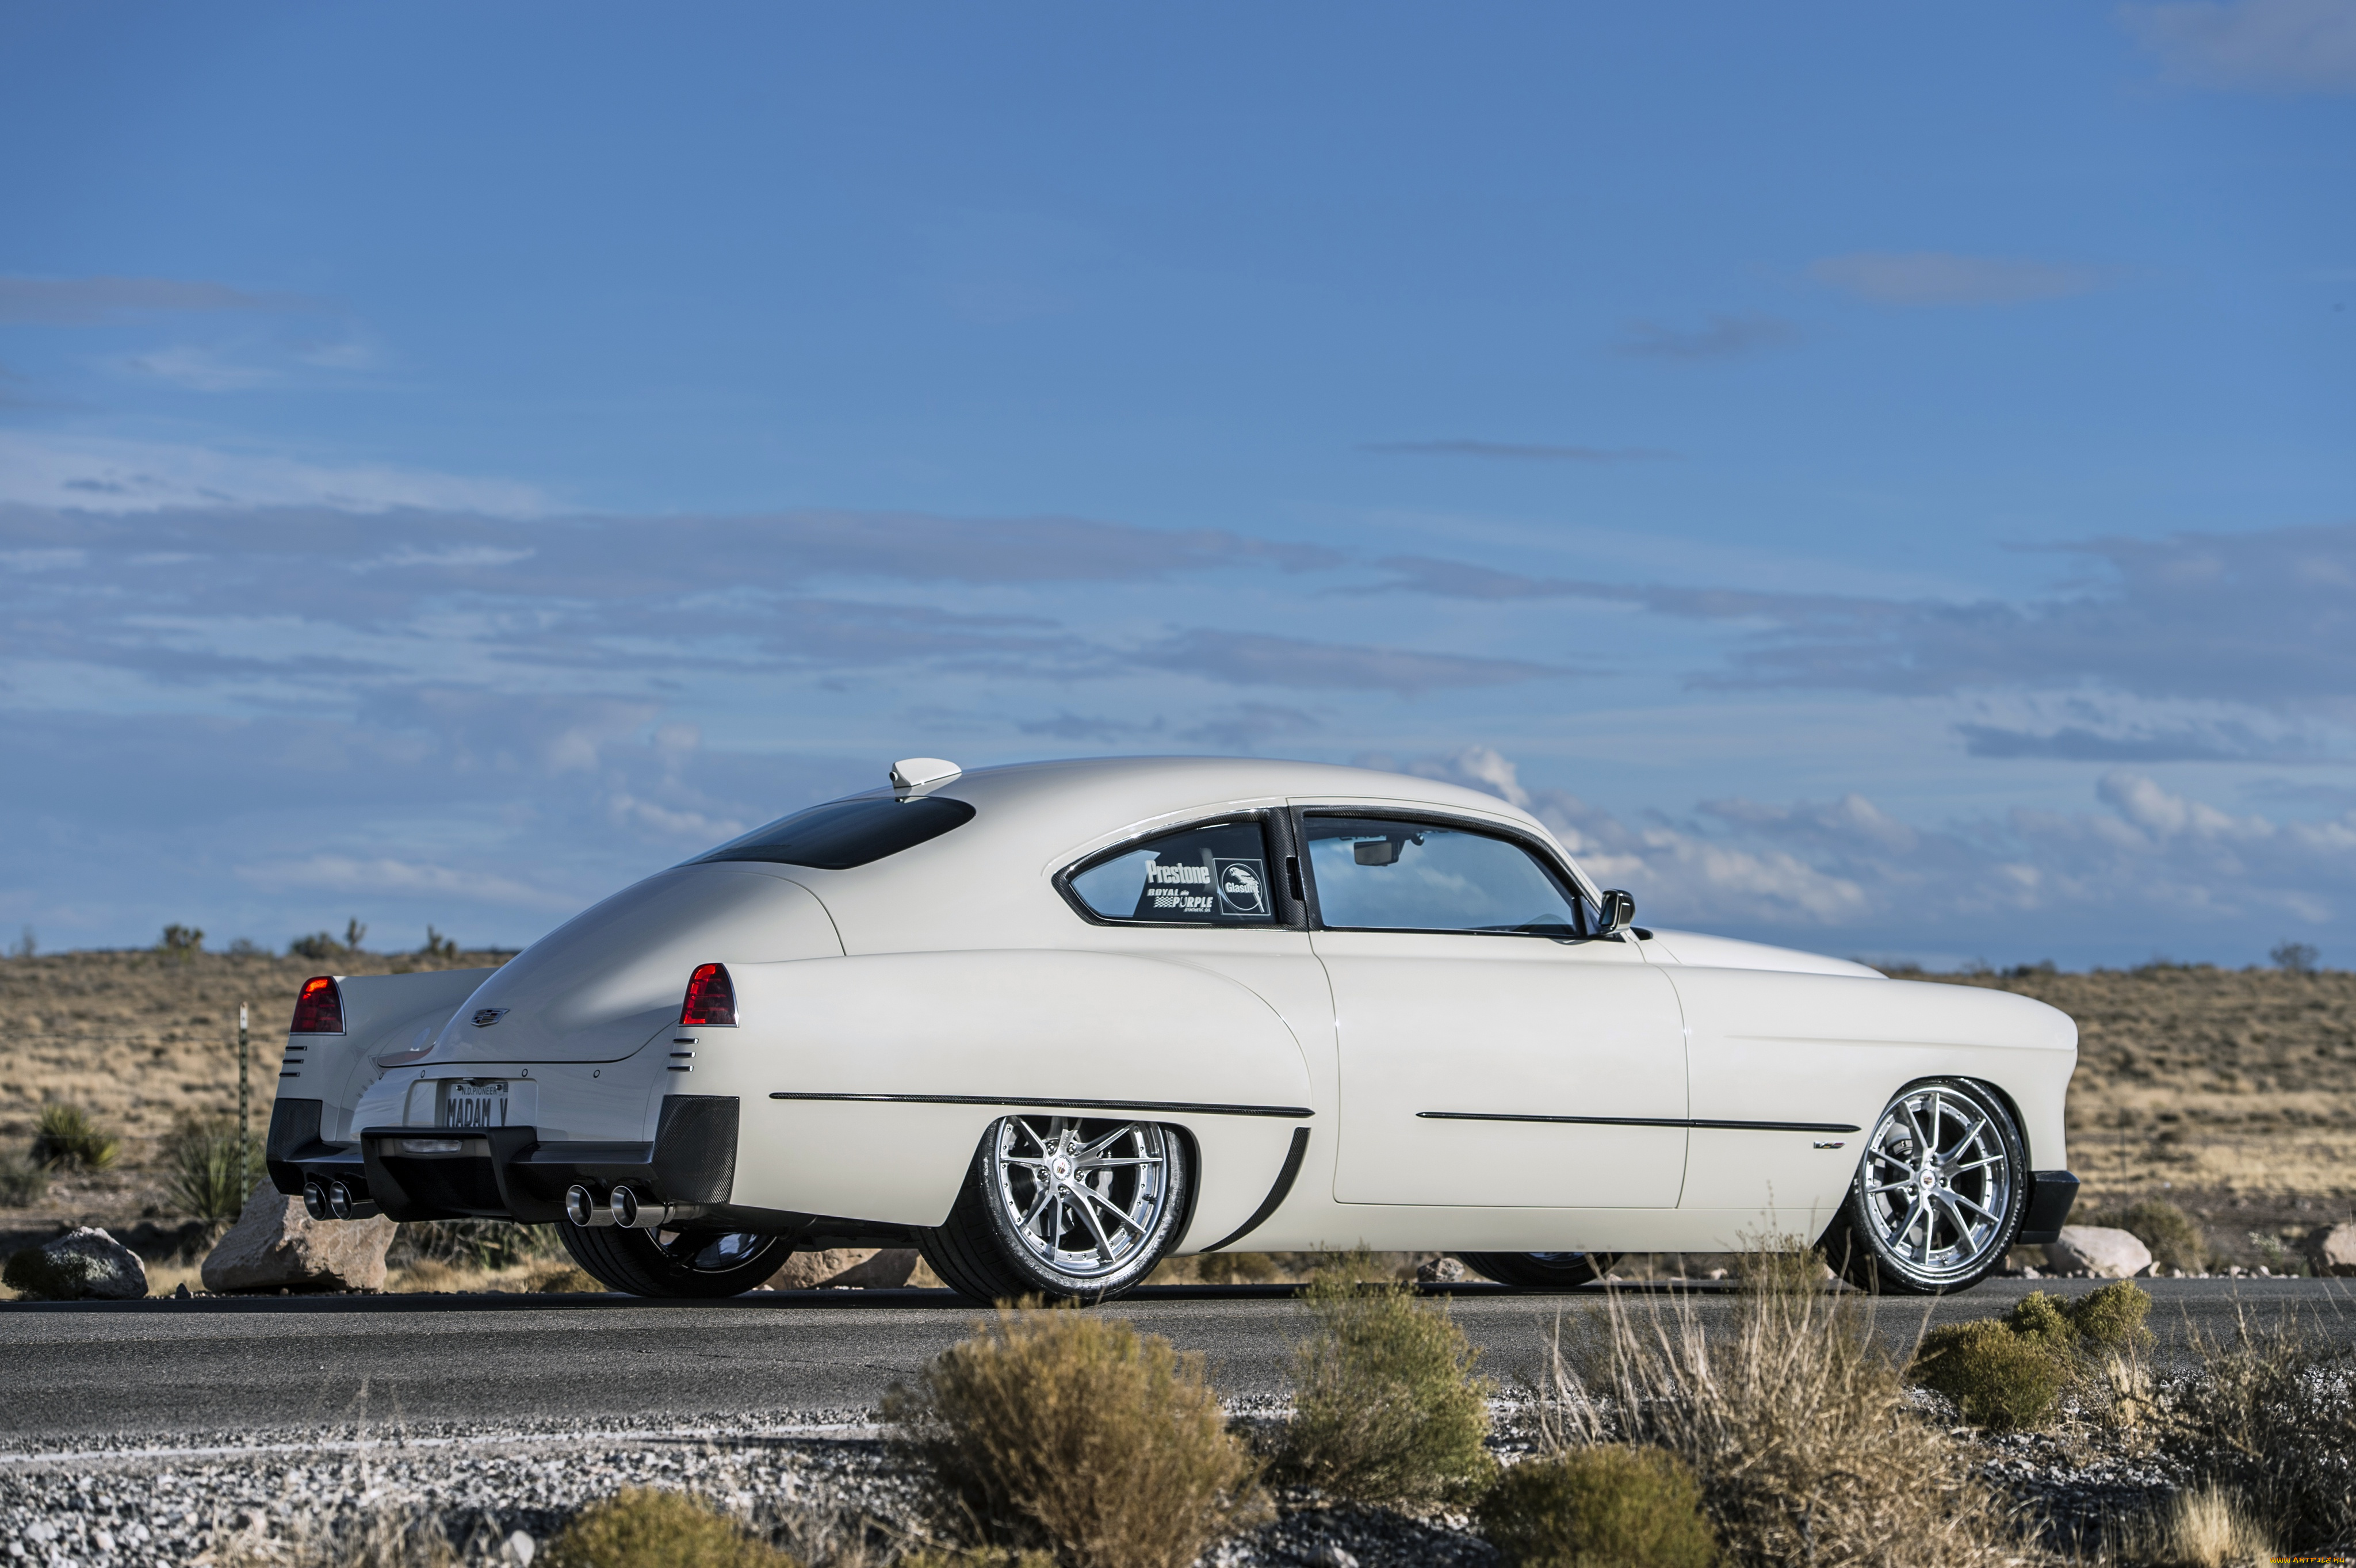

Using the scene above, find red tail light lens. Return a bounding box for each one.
[290,976,345,1034]
[680,962,737,1028]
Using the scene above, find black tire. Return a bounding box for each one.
[916,1115,1192,1305]
[1822,1077,2026,1296]
[558,1225,789,1298]
[1456,1251,1619,1289]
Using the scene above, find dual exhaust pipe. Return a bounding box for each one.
[301,1176,379,1222]
[565,1183,706,1232]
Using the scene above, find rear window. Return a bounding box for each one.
[691,796,976,870]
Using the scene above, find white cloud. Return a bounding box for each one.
[120,346,282,393]
[1808,252,2103,306]
[236,854,579,910]
[1410,746,2356,956]
[0,432,552,516]
[2122,0,2356,93]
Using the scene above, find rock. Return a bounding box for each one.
[2045,1226,2154,1279]
[201,1185,396,1293]
[502,1529,537,1565]
[1415,1256,1467,1284]
[1,1226,148,1299]
[764,1246,921,1289]
[1316,1547,1359,1568]
[2313,1221,2356,1277]
[828,1248,920,1288]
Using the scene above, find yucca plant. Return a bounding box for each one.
[161,1114,262,1219]
[31,1103,117,1171]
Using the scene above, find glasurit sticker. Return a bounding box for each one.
[1215,858,1268,916]
[1145,858,1215,915]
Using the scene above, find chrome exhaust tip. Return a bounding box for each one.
[606,1186,707,1230]
[566,1184,617,1227]
[301,1177,331,1221]
[326,1179,357,1221]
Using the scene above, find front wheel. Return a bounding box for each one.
[559,1225,790,1298]
[1455,1252,1619,1290]
[916,1115,1192,1305]
[1822,1078,2025,1295]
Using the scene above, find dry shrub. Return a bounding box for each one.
[1195,1252,1278,1284]
[2162,1309,2356,1552]
[544,1488,795,1568]
[1543,1249,2026,1568]
[1273,1247,1497,1507]
[887,1305,1265,1568]
[1476,1445,1718,1568]
[31,1102,117,1171]
[392,1259,462,1294]
[2066,1281,2154,1351]
[527,1260,605,1293]
[208,1504,459,1567]
[0,1152,47,1207]
[2089,1200,2208,1275]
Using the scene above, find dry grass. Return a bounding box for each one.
[886,1305,1265,1568]
[1271,1248,1498,1507]
[1540,1246,2032,1568]
[1925,965,2356,1196]
[2160,1306,2356,1553]
[0,946,510,1172]
[2109,1483,2275,1567]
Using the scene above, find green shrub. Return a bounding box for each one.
[161,1114,262,1219]
[1910,1321,2074,1432]
[1274,1248,1497,1506]
[2004,1291,2073,1349]
[30,1103,117,1171]
[2091,1199,2207,1274]
[1478,1446,1718,1568]
[2067,1280,2153,1351]
[889,1305,1265,1568]
[0,1153,48,1207]
[544,1489,794,1568]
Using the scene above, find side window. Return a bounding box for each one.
[1303,816,1584,936]
[1066,819,1278,926]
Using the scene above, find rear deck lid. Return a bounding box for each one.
[429,865,841,1064]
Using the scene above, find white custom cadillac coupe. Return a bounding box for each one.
[269,756,2079,1301]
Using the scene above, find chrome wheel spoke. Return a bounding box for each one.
[989,1114,1172,1281]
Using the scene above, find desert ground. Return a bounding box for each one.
[0,944,2348,1282]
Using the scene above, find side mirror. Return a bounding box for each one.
[1595,889,1636,936]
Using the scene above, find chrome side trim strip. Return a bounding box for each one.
[1417,1111,1862,1134]
[768,1092,1313,1119]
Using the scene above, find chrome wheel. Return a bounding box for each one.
[988,1115,1175,1280]
[1848,1080,2021,1291]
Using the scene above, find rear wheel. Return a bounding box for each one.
[559,1225,789,1298]
[917,1115,1191,1304]
[1456,1251,1618,1289]
[1822,1078,2025,1295]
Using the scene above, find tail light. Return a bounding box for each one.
[680,962,736,1027]
[290,976,345,1035]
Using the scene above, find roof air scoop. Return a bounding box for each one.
[890,757,961,791]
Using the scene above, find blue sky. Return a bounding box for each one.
[2,2,2352,966]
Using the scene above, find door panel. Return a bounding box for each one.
[1317,930,1689,1206]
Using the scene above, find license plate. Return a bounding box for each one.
[440,1080,509,1129]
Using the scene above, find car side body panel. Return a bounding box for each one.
[1665,965,2076,1239]
[718,949,1317,1237]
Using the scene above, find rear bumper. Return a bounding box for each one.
[2015,1168,2080,1245]
[266,1095,740,1223]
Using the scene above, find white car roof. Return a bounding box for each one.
[766,755,1598,955]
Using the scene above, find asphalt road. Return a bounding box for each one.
[3,1278,2350,1447]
